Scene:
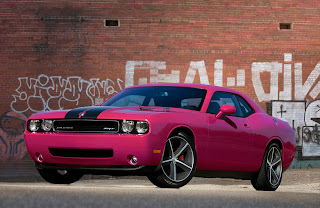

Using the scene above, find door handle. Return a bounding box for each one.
[244,123,250,128]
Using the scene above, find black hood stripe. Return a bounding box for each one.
[65,106,117,119]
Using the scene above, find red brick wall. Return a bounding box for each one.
[1,0,320,175]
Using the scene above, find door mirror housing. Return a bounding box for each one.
[216,105,236,119]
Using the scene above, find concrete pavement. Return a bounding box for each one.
[0,168,319,208]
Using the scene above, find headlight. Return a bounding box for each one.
[122,120,134,133]
[29,120,40,132]
[41,120,53,132]
[136,121,149,134]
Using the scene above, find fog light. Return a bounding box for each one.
[129,156,138,166]
[37,154,43,163]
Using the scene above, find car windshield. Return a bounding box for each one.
[102,86,207,111]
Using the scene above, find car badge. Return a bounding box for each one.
[79,112,86,118]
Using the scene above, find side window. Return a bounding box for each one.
[207,92,243,117]
[236,95,255,117]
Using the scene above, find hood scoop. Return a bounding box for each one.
[139,107,170,112]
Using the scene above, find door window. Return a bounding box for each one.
[207,92,243,117]
[235,95,255,117]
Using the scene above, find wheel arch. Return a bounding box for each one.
[266,137,284,162]
[267,137,283,150]
[167,126,196,147]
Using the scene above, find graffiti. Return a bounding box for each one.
[252,62,282,102]
[300,126,320,157]
[252,53,320,102]
[125,59,246,88]
[271,100,320,157]
[11,55,318,113]
[184,61,209,85]
[0,111,28,160]
[10,74,123,113]
[125,61,178,88]
[213,60,223,86]
[126,54,320,103]
[226,69,246,87]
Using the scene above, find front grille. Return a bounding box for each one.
[53,119,119,133]
[49,148,113,158]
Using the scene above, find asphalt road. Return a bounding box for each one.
[0,169,319,208]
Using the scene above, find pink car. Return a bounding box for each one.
[24,83,296,190]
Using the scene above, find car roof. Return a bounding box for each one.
[128,83,246,97]
[128,83,213,90]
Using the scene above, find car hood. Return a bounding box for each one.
[28,106,198,120]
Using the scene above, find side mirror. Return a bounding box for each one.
[216,105,236,119]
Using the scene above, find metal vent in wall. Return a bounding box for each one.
[279,23,292,30]
[105,20,120,27]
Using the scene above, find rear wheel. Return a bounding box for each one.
[251,143,283,191]
[37,168,84,184]
[148,132,197,188]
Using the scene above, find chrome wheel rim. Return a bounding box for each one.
[266,147,282,186]
[161,136,194,182]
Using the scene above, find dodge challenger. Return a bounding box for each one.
[24,83,296,190]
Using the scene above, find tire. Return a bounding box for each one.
[251,143,283,191]
[148,132,197,188]
[37,168,84,184]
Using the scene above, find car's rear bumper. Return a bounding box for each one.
[24,131,164,167]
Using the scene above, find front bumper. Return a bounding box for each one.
[24,131,164,167]
[35,162,157,176]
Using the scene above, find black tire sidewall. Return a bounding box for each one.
[263,143,283,189]
[37,168,83,184]
[252,142,283,191]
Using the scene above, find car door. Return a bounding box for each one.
[206,92,256,172]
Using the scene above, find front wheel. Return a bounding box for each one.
[37,168,84,184]
[251,143,283,191]
[148,132,197,188]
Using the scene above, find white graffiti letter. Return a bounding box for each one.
[295,62,320,100]
[125,61,179,87]
[279,54,292,100]
[252,62,282,102]
[214,59,223,86]
[184,60,209,84]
